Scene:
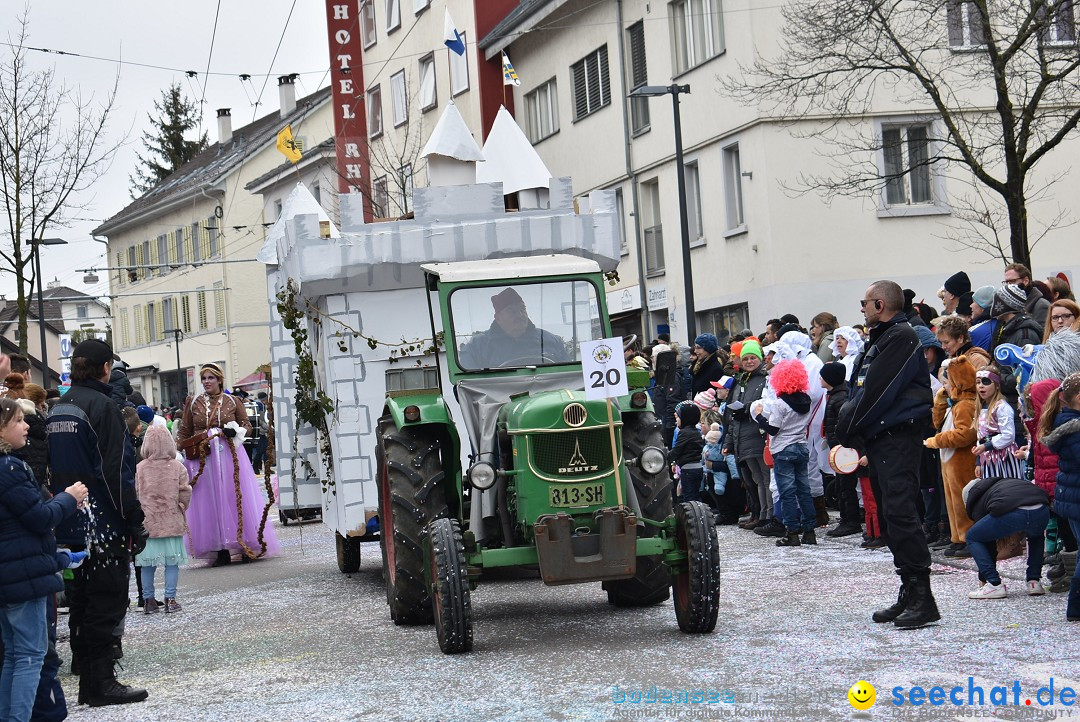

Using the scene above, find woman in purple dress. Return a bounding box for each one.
[177,363,280,566]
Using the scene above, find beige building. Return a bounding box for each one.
[93,80,334,406]
[481,0,1080,341]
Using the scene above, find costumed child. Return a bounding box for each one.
[752,359,815,547]
[972,367,1026,480]
[135,425,192,614]
[924,356,978,559]
[1039,371,1080,622]
[0,397,88,722]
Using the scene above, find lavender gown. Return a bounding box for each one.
[182,397,280,560]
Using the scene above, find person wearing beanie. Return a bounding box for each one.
[1004,263,1052,326]
[458,287,570,369]
[969,285,1000,352]
[820,362,863,538]
[689,333,727,396]
[990,283,1044,354]
[726,343,773,532]
[903,289,928,327]
[752,360,816,546]
[693,389,717,412]
[669,403,705,503]
[941,272,971,315]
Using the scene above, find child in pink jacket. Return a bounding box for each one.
[135,425,192,614]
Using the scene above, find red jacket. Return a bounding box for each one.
[1024,379,1061,499]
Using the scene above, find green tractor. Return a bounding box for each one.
[376,254,719,653]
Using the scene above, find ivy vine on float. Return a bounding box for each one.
[275,278,445,494]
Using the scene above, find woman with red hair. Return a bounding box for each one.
[753,360,816,547]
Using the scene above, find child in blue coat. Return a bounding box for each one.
[0,398,87,721]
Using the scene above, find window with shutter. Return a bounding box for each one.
[162,297,175,335]
[189,223,200,262]
[571,46,611,121]
[134,305,145,345]
[627,22,650,133]
[127,247,138,283]
[148,237,159,277]
[207,217,219,258]
[147,302,157,341]
[157,234,169,275]
[181,295,192,333]
[154,303,165,341]
[197,290,208,331]
[119,309,130,349]
[176,228,186,264]
[214,282,226,328]
[135,244,145,281]
[117,252,126,287]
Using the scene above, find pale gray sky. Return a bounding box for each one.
[0,0,331,307]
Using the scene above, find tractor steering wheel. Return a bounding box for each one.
[496,352,561,368]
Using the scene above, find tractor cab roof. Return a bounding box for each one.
[421,254,601,284]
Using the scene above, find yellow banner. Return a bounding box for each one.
[276,125,302,164]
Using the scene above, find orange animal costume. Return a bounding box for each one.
[924,355,978,543]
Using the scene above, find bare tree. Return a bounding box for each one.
[723,0,1080,266]
[0,12,123,353]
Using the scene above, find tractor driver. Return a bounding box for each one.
[458,287,570,369]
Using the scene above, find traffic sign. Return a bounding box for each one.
[59,334,73,359]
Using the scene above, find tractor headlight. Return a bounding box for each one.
[403,405,421,422]
[630,391,649,408]
[468,461,497,490]
[637,447,666,475]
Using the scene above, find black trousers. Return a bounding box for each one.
[866,426,932,576]
[836,472,861,525]
[68,552,130,661]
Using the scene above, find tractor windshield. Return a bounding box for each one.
[452,279,604,371]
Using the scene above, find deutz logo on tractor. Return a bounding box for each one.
[559,439,598,474]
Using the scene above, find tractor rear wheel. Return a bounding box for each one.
[427,518,473,654]
[673,501,720,633]
[604,411,673,607]
[376,417,448,625]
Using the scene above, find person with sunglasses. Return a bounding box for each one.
[972,367,1027,480]
[838,280,938,628]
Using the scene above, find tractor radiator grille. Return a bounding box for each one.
[530,429,618,478]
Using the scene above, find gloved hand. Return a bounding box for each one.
[67,550,89,569]
[130,525,150,556]
[222,427,237,439]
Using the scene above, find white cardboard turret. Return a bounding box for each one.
[476,106,553,209]
[420,102,484,187]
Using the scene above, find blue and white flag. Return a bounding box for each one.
[444,8,465,55]
[501,52,520,86]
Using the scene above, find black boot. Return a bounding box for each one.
[211,549,231,567]
[776,530,802,547]
[893,574,941,628]
[801,529,817,545]
[81,658,149,707]
[813,496,830,527]
[827,521,863,538]
[872,578,911,623]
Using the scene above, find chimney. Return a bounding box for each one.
[217,108,232,145]
[278,75,297,117]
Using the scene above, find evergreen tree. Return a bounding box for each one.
[129,83,208,197]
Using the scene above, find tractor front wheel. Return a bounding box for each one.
[427,518,473,654]
[376,417,448,625]
[604,411,673,607]
[673,501,720,633]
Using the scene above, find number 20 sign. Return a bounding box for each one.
[580,337,629,400]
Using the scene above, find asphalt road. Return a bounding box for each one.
[61,513,1078,722]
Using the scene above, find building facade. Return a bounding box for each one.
[93,81,334,407]
[482,0,1080,342]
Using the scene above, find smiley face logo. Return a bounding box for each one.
[848,680,876,710]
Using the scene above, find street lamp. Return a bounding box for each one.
[164,328,185,404]
[628,84,696,342]
[32,237,68,389]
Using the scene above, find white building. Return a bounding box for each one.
[481,0,1080,341]
[92,80,334,406]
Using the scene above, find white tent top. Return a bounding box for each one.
[475,106,552,194]
[257,182,338,264]
[420,102,484,161]
[422,254,601,283]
